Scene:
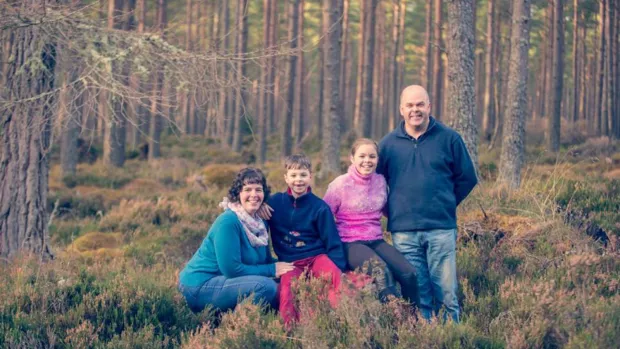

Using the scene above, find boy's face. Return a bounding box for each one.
[284,168,312,198]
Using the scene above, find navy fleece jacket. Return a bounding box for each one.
[377,117,478,232]
[267,191,347,271]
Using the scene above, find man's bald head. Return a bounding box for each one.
[400,85,430,107]
[399,84,432,137]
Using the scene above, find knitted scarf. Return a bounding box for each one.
[219,198,269,247]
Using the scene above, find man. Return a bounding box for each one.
[377,85,478,322]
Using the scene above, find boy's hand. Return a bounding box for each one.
[257,203,274,220]
[275,262,295,277]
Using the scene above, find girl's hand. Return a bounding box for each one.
[257,203,274,220]
[275,262,296,277]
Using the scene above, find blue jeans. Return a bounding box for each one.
[178,275,278,313]
[392,228,459,322]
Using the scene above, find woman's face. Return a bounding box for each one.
[351,144,378,176]
[239,183,265,215]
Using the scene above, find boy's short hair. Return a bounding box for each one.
[284,154,312,171]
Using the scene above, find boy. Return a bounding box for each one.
[267,154,347,325]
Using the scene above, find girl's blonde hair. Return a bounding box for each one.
[350,138,378,156]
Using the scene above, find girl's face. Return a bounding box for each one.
[239,183,265,215]
[351,144,378,176]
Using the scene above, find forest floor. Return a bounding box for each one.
[1,127,619,348]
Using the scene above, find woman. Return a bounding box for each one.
[323,138,419,305]
[178,168,295,313]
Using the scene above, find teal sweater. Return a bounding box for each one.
[179,210,276,287]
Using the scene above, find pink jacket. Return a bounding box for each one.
[323,165,387,242]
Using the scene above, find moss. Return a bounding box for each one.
[70,232,123,253]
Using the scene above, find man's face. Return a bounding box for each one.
[284,168,312,198]
[400,88,431,131]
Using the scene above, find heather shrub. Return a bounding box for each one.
[62,161,138,189]
[0,256,211,348]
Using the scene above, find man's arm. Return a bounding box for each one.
[317,206,347,271]
[451,136,478,205]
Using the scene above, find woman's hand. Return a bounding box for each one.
[275,262,296,277]
[256,203,274,220]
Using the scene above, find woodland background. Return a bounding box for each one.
[0,0,619,348]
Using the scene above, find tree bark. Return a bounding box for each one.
[446,0,478,174]
[423,0,433,91]
[103,0,126,168]
[321,0,343,177]
[482,0,496,142]
[281,0,299,157]
[353,0,365,134]
[60,73,82,177]
[544,1,554,118]
[340,0,350,127]
[571,0,579,123]
[361,0,378,137]
[232,0,249,152]
[389,0,402,131]
[149,0,167,160]
[294,0,306,145]
[258,0,271,164]
[603,0,612,136]
[498,0,531,189]
[1,3,56,260]
[218,1,231,146]
[431,0,444,120]
[317,0,327,140]
[547,0,564,151]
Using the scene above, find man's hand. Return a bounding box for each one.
[257,203,274,220]
[275,262,296,277]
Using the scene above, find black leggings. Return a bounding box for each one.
[345,239,419,305]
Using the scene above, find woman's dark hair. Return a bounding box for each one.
[227,167,271,203]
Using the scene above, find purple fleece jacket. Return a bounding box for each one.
[323,165,387,243]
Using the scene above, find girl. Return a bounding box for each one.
[323,138,419,305]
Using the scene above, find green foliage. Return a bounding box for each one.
[0,258,212,348]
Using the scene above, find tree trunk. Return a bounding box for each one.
[218,1,231,146]
[1,3,56,260]
[232,0,249,152]
[431,0,444,120]
[544,1,554,118]
[294,0,306,144]
[547,0,564,151]
[361,0,378,137]
[372,2,385,139]
[423,0,433,91]
[388,0,402,131]
[321,0,343,177]
[604,0,612,136]
[571,0,579,123]
[578,18,586,123]
[149,0,167,160]
[317,0,327,140]
[353,0,365,134]
[267,0,278,135]
[258,0,272,164]
[281,0,299,157]
[60,74,82,177]
[447,0,478,174]
[482,0,496,142]
[498,0,531,189]
[103,0,126,168]
[340,0,350,128]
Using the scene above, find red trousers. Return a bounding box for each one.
[278,254,342,325]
